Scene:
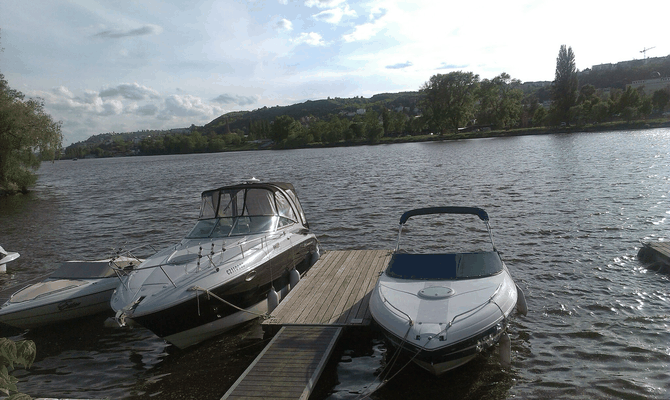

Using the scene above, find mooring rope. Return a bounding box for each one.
[188,286,270,319]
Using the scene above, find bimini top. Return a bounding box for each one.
[400,207,489,225]
[187,181,309,239]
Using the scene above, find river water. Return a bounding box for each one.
[0,129,668,399]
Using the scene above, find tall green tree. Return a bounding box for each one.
[1,74,62,195]
[651,89,670,113]
[551,45,578,125]
[477,72,523,129]
[420,71,480,134]
[270,115,302,143]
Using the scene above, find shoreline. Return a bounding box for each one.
[56,118,670,161]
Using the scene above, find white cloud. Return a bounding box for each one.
[99,83,160,100]
[312,5,356,24]
[342,21,382,42]
[101,99,124,116]
[292,32,325,46]
[305,0,346,8]
[212,93,259,106]
[276,18,293,31]
[160,94,224,119]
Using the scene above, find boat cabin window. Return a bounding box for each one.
[386,252,503,280]
[187,186,299,238]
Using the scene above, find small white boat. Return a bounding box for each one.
[369,207,527,375]
[111,180,320,349]
[0,246,20,273]
[0,257,141,329]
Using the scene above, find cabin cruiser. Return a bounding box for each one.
[369,207,527,375]
[110,180,320,349]
[0,246,20,273]
[0,257,140,329]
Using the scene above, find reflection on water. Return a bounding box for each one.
[0,129,669,399]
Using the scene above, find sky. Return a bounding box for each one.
[1,0,668,146]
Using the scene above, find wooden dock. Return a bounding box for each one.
[264,249,392,330]
[221,250,391,400]
[222,326,342,400]
[638,241,670,273]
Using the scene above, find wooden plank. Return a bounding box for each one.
[358,250,393,323]
[330,249,376,324]
[307,250,363,323]
[222,326,342,400]
[262,250,391,327]
[348,250,389,323]
[291,250,352,324]
[268,250,347,325]
[314,249,367,324]
[284,250,348,324]
[328,249,374,324]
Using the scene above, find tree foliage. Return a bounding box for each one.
[477,73,523,129]
[420,71,480,133]
[551,45,579,124]
[0,74,63,195]
[0,337,36,399]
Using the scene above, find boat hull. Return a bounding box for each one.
[370,267,518,375]
[116,237,318,348]
[0,282,116,329]
[376,314,510,375]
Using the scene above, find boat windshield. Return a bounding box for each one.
[187,186,299,238]
[386,252,503,280]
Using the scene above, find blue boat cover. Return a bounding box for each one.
[386,252,503,280]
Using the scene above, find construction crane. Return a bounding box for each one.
[640,46,656,59]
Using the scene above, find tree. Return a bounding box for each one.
[364,109,383,142]
[1,74,63,195]
[420,71,480,134]
[651,89,670,114]
[270,115,302,143]
[551,45,578,125]
[617,86,642,121]
[0,336,36,399]
[477,72,523,129]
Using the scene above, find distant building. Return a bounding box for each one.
[628,77,670,93]
[521,81,551,88]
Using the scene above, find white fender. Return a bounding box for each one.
[516,284,528,316]
[267,287,279,313]
[310,244,321,266]
[289,268,300,290]
[499,332,511,368]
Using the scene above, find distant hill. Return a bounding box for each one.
[203,91,422,135]
[68,55,670,145]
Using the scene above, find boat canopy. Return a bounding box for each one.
[400,207,488,225]
[187,182,308,239]
[386,252,503,280]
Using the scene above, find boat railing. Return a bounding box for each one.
[395,207,498,253]
[111,233,284,289]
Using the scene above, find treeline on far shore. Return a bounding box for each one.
[64,47,670,159]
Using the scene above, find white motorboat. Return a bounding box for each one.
[0,246,20,273]
[0,257,141,329]
[369,207,527,375]
[110,180,320,349]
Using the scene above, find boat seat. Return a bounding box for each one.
[10,280,86,303]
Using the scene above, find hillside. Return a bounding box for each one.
[203,92,422,135]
